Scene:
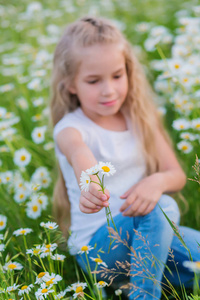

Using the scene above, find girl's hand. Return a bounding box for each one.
[79,182,110,214]
[120,173,163,217]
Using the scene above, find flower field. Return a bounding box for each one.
[0,0,200,299]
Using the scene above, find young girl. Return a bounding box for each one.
[51,17,200,299]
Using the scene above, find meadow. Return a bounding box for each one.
[0,0,200,299]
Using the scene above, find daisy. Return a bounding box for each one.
[90,257,108,267]
[79,171,90,192]
[35,283,54,300]
[0,83,14,93]
[0,107,7,118]
[177,140,193,153]
[26,245,42,256]
[183,261,200,274]
[191,118,200,130]
[43,142,54,151]
[2,171,13,184]
[35,272,51,284]
[115,289,122,296]
[40,221,58,230]
[3,261,23,271]
[13,228,33,236]
[16,97,29,110]
[98,161,116,176]
[78,245,94,254]
[26,200,42,219]
[32,194,48,210]
[95,281,108,288]
[55,290,67,299]
[0,234,4,239]
[51,254,66,261]
[172,118,191,130]
[0,215,7,230]
[18,284,33,296]
[33,97,44,107]
[86,164,100,175]
[40,243,58,258]
[180,132,196,141]
[27,78,42,91]
[13,190,28,203]
[6,283,20,293]
[73,286,85,299]
[31,126,47,144]
[70,282,87,292]
[44,273,62,286]
[13,148,31,167]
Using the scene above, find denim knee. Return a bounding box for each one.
[157,194,180,225]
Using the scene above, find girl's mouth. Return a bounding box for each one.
[100,100,117,106]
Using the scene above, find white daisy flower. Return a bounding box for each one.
[26,200,42,219]
[70,282,87,292]
[172,118,191,130]
[51,254,66,261]
[183,261,200,274]
[35,272,51,285]
[98,161,116,176]
[79,171,90,192]
[95,281,108,288]
[13,148,31,167]
[0,244,5,252]
[13,228,33,236]
[32,114,42,122]
[40,243,58,258]
[115,289,122,296]
[177,140,193,153]
[55,290,67,299]
[3,261,23,271]
[44,273,62,286]
[32,194,48,210]
[13,190,28,203]
[35,282,54,300]
[0,234,4,240]
[40,221,58,230]
[78,245,94,254]
[18,284,33,296]
[43,142,54,151]
[0,215,7,230]
[191,118,200,130]
[1,171,13,184]
[6,283,20,293]
[33,97,44,107]
[90,257,108,267]
[86,164,100,175]
[180,132,196,141]
[0,107,7,118]
[0,145,10,152]
[27,78,42,91]
[0,83,14,93]
[31,126,47,144]
[26,245,42,256]
[16,97,29,110]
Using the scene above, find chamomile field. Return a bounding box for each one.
[0,0,200,299]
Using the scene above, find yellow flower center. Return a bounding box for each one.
[76,286,83,293]
[195,124,200,128]
[184,135,189,139]
[182,145,188,150]
[180,125,184,129]
[49,226,53,229]
[38,199,43,204]
[20,230,27,234]
[19,194,25,199]
[183,78,188,83]
[38,272,46,278]
[46,278,54,286]
[42,179,47,183]
[99,281,105,286]
[33,249,40,254]
[81,246,88,251]
[196,262,200,268]
[86,180,89,184]
[6,177,10,181]
[8,263,17,269]
[46,244,51,248]
[94,258,103,263]
[174,64,180,69]
[41,288,48,293]
[0,221,4,226]
[21,155,26,161]
[32,205,38,212]
[21,285,28,290]
[102,166,110,172]
[37,133,42,137]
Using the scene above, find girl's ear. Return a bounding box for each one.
[67,83,77,95]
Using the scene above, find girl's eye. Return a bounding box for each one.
[88,80,98,84]
[114,74,122,79]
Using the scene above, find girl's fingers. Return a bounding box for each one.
[81,191,109,207]
[89,184,109,201]
[79,202,101,214]
[120,194,137,212]
[122,197,141,216]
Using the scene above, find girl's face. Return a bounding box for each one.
[68,43,128,123]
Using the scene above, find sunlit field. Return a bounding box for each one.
[0,0,200,299]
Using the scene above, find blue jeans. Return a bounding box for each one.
[76,195,200,299]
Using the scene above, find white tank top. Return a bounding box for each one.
[53,107,146,255]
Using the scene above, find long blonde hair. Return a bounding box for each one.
[50,16,172,234]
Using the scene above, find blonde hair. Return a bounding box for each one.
[50,16,172,234]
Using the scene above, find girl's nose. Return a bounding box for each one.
[101,81,115,97]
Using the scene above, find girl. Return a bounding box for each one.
[51,17,200,299]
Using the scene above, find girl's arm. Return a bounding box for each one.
[56,127,110,213]
[120,127,186,217]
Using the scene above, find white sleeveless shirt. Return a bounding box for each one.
[53,107,146,255]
